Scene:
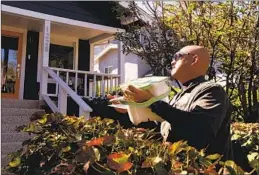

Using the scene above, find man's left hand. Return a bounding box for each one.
[124,85,153,103]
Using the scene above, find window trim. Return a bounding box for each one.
[104,66,113,74]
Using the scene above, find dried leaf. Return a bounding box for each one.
[107,153,132,172]
[107,159,133,172]
[87,138,104,147]
[103,135,116,145]
[141,157,162,168]
[203,165,217,174]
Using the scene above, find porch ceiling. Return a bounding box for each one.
[2,12,106,40]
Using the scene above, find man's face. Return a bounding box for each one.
[171,51,195,80]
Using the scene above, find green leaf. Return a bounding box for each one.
[93,147,101,161]
[169,140,186,155]
[62,146,71,153]
[199,157,212,167]
[224,160,244,175]
[247,152,259,162]
[206,153,222,160]
[9,157,21,168]
[231,134,241,140]
[249,159,259,173]
[38,116,48,124]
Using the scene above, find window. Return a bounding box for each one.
[104,66,113,74]
[49,44,74,69]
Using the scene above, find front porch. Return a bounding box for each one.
[1,3,126,118]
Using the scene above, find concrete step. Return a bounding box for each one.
[1,124,25,133]
[1,115,31,124]
[2,154,11,167]
[1,99,41,109]
[2,133,31,143]
[1,108,45,116]
[1,155,17,175]
[1,142,23,155]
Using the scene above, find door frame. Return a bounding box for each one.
[1,30,23,99]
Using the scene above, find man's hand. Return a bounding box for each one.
[107,94,128,114]
[124,85,153,103]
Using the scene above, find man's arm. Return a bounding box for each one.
[149,85,229,149]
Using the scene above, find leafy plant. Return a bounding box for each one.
[4,113,252,175]
[231,122,259,174]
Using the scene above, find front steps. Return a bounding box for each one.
[1,99,45,174]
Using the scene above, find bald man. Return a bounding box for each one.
[121,45,233,160]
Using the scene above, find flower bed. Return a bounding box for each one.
[3,114,256,175]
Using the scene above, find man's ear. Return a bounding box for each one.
[191,55,198,66]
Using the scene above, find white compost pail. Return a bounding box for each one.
[110,76,171,125]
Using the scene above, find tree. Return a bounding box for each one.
[114,1,259,122]
[114,2,186,76]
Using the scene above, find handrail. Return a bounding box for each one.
[49,67,120,78]
[42,94,58,112]
[43,66,92,113]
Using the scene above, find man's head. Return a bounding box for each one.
[171,45,210,84]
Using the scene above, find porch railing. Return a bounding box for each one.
[41,66,120,119]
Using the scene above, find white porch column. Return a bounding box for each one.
[89,44,94,72]
[73,41,78,70]
[118,41,125,83]
[40,20,51,95]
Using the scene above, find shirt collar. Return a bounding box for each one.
[182,76,206,88]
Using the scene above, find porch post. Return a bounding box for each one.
[118,41,125,83]
[40,20,51,95]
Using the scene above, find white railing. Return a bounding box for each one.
[47,67,120,98]
[41,66,120,119]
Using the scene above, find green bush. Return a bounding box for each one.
[231,122,259,173]
[3,113,253,175]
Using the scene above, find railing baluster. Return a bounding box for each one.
[84,74,88,97]
[75,72,78,93]
[115,77,118,96]
[56,70,60,96]
[106,78,109,94]
[110,76,113,94]
[93,74,96,97]
[101,76,105,97]
[66,72,69,84]
[58,86,67,115]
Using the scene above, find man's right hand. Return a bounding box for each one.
[107,94,128,114]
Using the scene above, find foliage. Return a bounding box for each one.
[4,113,251,175]
[114,1,259,122]
[163,1,259,122]
[231,122,259,174]
[114,2,186,76]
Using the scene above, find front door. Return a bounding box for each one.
[1,30,23,99]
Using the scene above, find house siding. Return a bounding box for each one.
[98,49,119,75]
[95,49,151,82]
[1,1,122,28]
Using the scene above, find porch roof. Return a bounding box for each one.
[1,2,125,41]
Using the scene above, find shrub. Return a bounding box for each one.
[231,122,259,174]
[4,113,252,175]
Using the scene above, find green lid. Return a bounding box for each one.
[120,76,169,91]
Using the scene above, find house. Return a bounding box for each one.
[1,1,128,118]
[93,39,152,82]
